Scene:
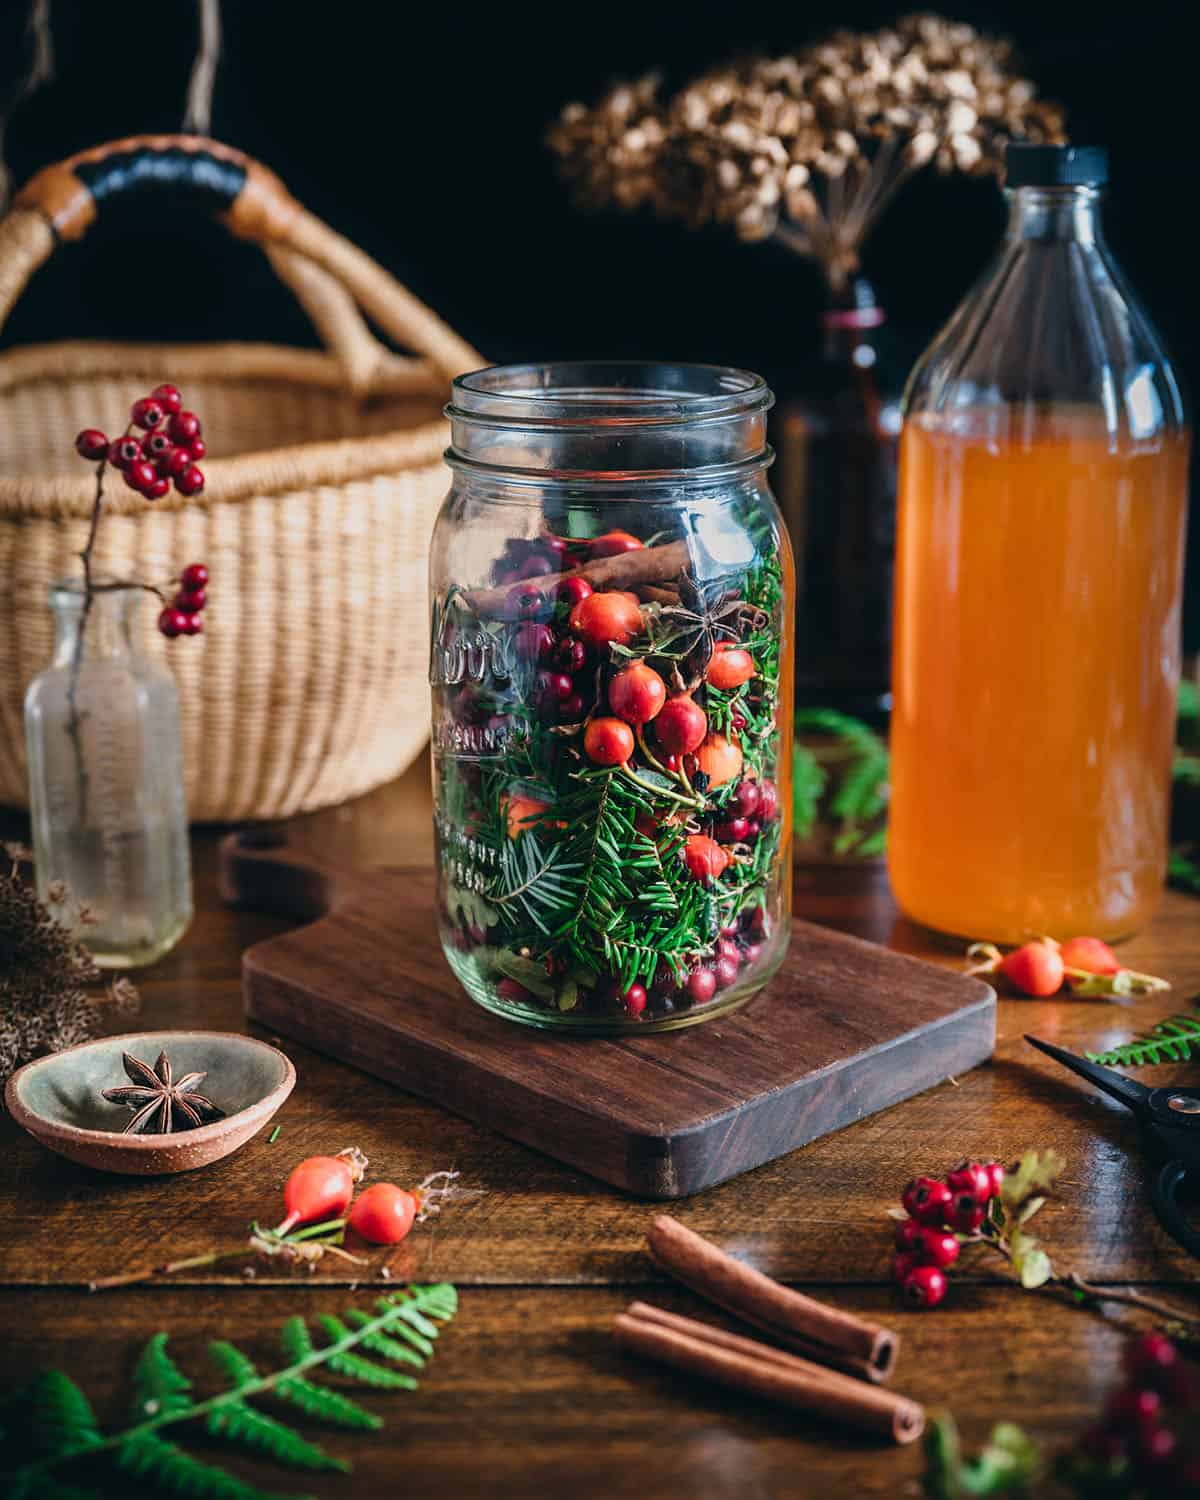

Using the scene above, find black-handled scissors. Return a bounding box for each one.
[1025,1034,1200,1260]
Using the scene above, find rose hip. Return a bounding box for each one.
[348,1182,420,1245]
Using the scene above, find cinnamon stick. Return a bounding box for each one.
[465,539,691,614]
[647,1215,897,1384]
[614,1303,923,1445]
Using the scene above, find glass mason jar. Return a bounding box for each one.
[24,582,193,967]
[431,361,794,1033]
[891,145,1190,943]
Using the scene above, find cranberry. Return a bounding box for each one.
[74,428,109,460]
[947,1161,993,1199]
[535,670,574,708]
[519,552,555,579]
[742,818,761,841]
[1106,1387,1162,1430]
[1124,1332,1179,1384]
[588,530,643,558]
[583,716,634,766]
[144,475,171,500]
[187,436,206,462]
[731,781,761,818]
[558,692,586,720]
[541,535,569,557]
[901,1176,954,1226]
[654,695,708,756]
[984,1161,1006,1198]
[916,1228,960,1268]
[125,460,159,493]
[151,383,182,415]
[741,941,764,965]
[757,780,779,821]
[496,977,535,1004]
[1138,1426,1177,1468]
[686,967,717,1004]
[175,588,206,614]
[504,584,547,621]
[716,938,741,965]
[130,397,164,429]
[554,636,587,672]
[714,817,749,843]
[714,954,740,988]
[554,575,593,608]
[157,607,189,639]
[892,1251,919,1284]
[108,436,142,470]
[902,1264,947,1308]
[608,661,666,725]
[174,464,205,497]
[180,563,209,590]
[515,623,555,663]
[167,410,201,443]
[618,982,648,1018]
[946,1190,988,1233]
[894,1218,922,1252]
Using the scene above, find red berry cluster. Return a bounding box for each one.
[1064,1333,1199,1494]
[157,563,209,640]
[892,1158,1006,1308]
[74,384,206,503]
[966,934,1168,998]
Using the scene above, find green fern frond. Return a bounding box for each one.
[343,1310,425,1368]
[1087,1013,1200,1067]
[26,1371,102,1457]
[206,1400,346,1474]
[272,1376,380,1432]
[131,1334,194,1422]
[116,1431,300,1500]
[208,1341,259,1393]
[1,1284,457,1498]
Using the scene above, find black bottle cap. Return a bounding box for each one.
[1005,143,1108,188]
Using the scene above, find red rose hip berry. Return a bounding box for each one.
[180,563,209,591]
[74,428,109,460]
[999,940,1064,996]
[901,1176,954,1226]
[705,642,757,690]
[608,661,666,725]
[174,464,205,497]
[108,436,142,470]
[583,717,634,766]
[894,1218,922,1253]
[569,590,643,648]
[348,1182,420,1245]
[902,1264,947,1308]
[653,695,708,756]
[125,460,159,494]
[554,574,593,608]
[946,1190,988,1233]
[157,607,189,639]
[588,530,643,558]
[892,1251,919,1284]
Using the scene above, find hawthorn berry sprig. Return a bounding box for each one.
[965,934,1169,999]
[72,384,211,643]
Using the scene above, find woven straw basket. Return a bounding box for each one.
[0,135,482,821]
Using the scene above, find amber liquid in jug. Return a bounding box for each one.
[890,411,1188,942]
[888,145,1190,944]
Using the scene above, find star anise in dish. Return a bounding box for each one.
[101,1050,225,1134]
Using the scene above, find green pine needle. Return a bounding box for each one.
[1087,1012,1200,1067]
[0,1284,458,1499]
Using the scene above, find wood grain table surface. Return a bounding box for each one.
[2,756,1199,1499]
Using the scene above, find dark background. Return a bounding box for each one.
[2,0,1196,646]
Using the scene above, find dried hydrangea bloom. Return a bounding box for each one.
[548,11,1066,290]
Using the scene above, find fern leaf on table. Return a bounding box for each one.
[272,1375,380,1432]
[342,1310,425,1368]
[1088,1013,1200,1067]
[25,1371,102,1457]
[116,1430,302,1500]
[206,1399,346,1474]
[131,1333,195,1422]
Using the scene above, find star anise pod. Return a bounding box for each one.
[101,1049,225,1134]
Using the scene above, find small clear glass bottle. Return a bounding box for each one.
[891,145,1190,943]
[24,582,193,967]
[431,361,794,1033]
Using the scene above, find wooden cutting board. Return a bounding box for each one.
[220,831,995,1199]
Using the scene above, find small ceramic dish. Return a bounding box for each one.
[5,1031,295,1175]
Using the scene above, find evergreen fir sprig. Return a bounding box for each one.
[0,1284,458,1500]
[1086,1012,1200,1067]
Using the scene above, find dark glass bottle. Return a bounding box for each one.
[772,277,901,719]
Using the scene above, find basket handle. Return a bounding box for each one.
[1,134,482,390]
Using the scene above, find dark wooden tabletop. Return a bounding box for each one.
[3,758,1199,1499]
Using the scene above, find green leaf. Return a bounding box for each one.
[116,1432,301,1500]
[923,1412,1042,1498]
[279,1317,315,1364]
[493,949,555,1000]
[342,1311,426,1369]
[999,1149,1064,1209]
[791,745,826,838]
[323,1335,419,1391]
[208,1341,258,1395]
[130,1334,194,1423]
[1015,1247,1053,1290]
[1169,848,1200,895]
[272,1376,380,1432]
[206,1400,346,1473]
[1015,1197,1045,1226]
[25,1370,102,1458]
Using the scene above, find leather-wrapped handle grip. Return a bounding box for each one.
[13,134,300,244]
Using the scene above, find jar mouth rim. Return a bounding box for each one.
[447,360,773,429]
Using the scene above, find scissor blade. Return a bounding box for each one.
[1025,1035,1153,1116]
